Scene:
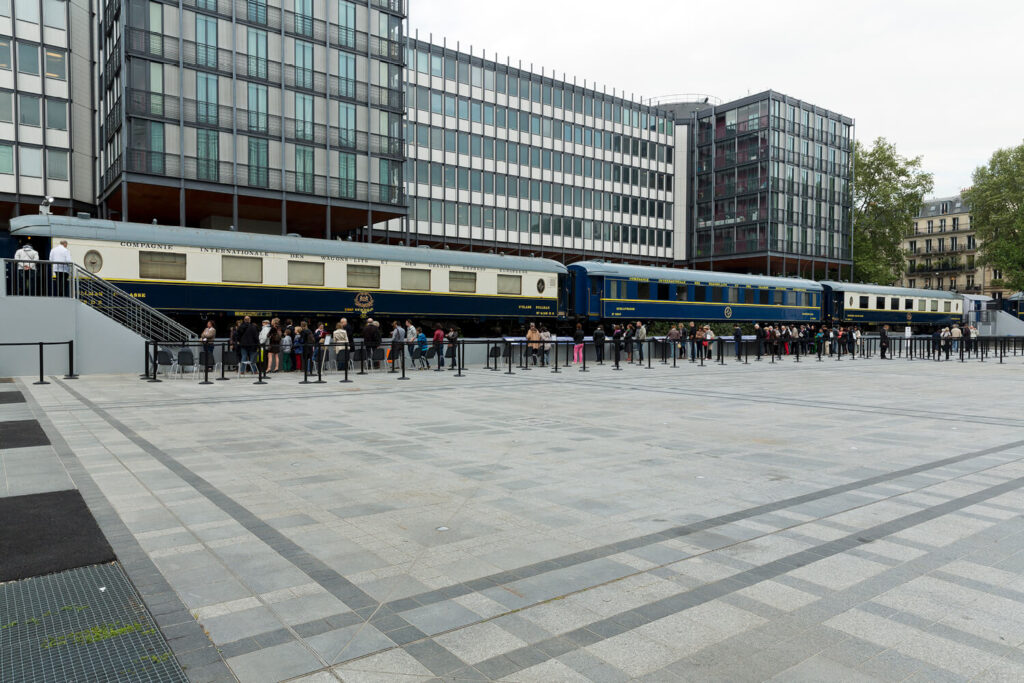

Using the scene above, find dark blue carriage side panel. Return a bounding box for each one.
[601,300,820,323]
[105,281,558,319]
[839,309,958,326]
[568,264,596,319]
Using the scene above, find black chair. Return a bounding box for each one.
[221,349,239,372]
[445,344,458,370]
[488,345,501,369]
[335,349,350,372]
[156,350,174,377]
[176,349,197,378]
[198,350,219,373]
[371,347,386,370]
[411,346,425,368]
[423,347,436,368]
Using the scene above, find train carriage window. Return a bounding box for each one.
[876,297,885,310]
[637,282,650,299]
[448,271,476,293]
[676,284,687,301]
[288,261,324,286]
[891,298,899,310]
[773,290,784,305]
[918,300,926,311]
[694,286,707,302]
[849,296,854,306]
[497,274,521,295]
[727,287,738,304]
[607,280,619,299]
[657,283,670,301]
[711,286,723,303]
[745,288,755,305]
[401,268,431,291]
[943,301,951,312]
[139,251,186,280]
[347,264,380,289]
[222,256,263,284]
[931,299,938,311]
[760,290,769,305]
[905,299,913,310]
[859,296,869,309]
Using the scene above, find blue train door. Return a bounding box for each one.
[589,277,602,319]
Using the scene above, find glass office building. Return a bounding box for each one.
[0,0,93,223]
[95,0,407,237]
[690,91,854,278]
[388,37,679,264]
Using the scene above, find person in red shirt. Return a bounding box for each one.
[432,324,445,368]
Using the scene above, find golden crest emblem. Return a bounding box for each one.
[724,306,733,319]
[354,292,374,310]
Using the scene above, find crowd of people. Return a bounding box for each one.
[213,316,463,375]
[204,317,986,375]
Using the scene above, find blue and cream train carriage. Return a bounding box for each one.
[820,281,962,326]
[568,262,823,323]
[9,215,567,321]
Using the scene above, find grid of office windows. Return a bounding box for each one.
[692,92,853,274]
[98,0,407,233]
[392,39,675,262]
[0,0,75,209]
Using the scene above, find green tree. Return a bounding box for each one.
[962,142,1024,293]
[852,138,933,284]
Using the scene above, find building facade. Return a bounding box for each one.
[387,37,679,264]
[1,0,93,220]
[899,194,1009,299]
[689,91,854,278]
[2,2,856,279]
[95,0,406,237]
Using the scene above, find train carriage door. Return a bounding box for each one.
[589,276,602,319]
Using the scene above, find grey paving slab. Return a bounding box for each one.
[7,360,1024,682]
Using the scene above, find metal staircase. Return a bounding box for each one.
[72,265,196,344]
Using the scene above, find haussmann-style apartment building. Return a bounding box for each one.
[899,194,1009,299]
[1,0,855,278]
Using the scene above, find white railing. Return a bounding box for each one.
[3,259,196,345]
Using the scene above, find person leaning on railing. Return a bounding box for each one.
[200,320,216,367]
[49,240,72,297]
[13,242,39,296]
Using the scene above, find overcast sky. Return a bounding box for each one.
[410,0,1023,198]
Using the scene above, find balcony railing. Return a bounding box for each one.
[369,0,405,15]
[103,0,120,34]
[104,97,122,142]
[120,151,403,205]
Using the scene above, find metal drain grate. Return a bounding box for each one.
[0,562,187,683]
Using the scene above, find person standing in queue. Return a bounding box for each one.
[13,241,39,295]
[612,323,623,365]
[362,318,382,368]
[624,323,635,362]
[635,320,647,363]
[432,323,445,368]
[880,324,890,359]
[526,322,541,365]
[446,326,459,369]
[688,322,697,359]
[48,239,72,296]
[733,323,743,361]
[593,324,606,363]
[200,320,217,370]
[572,323,585,364]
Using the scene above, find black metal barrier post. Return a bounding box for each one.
[505,341,515,375]
[794,339,800,363]
[817,340,823,362]
[34,342,49,385]
[454,340,464,377]
[485,341,492,370]
[744,340,750,365]
[521,341,530,371]
[661,339,668,365]
[579,341,588,373]
[314,346,325,383]
[199,344,212,385]
[551,339,560,374]
[340,350,352,383]
[254,346,267,385]
[299,342,312,384]
[359,341,368,375]
[148,343,161,383]
[614,340,622,371]
[398,343,410,380]
[217,342,229,381]
[141,340,151,379]
[64,340,78,379]
[648,340,654,370]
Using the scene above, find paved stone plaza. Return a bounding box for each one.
[4,357,1024,682]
